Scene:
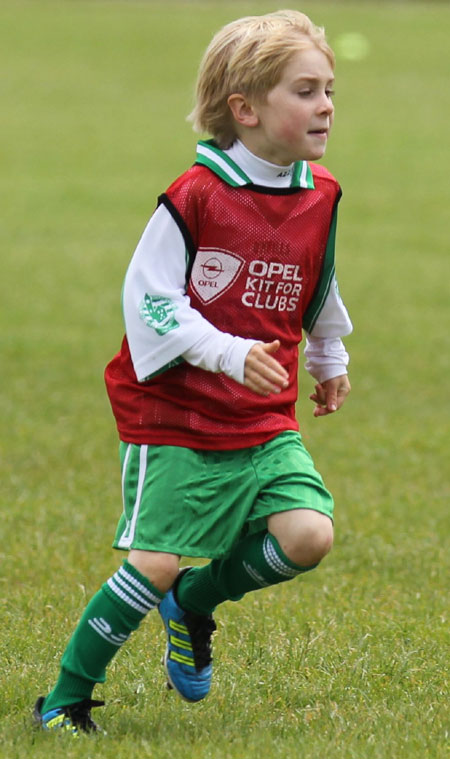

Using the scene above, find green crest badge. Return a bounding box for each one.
[139,293,180,336]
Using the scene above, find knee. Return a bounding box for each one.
[128,549,180,593]
[295,518,333,566]
[269,510,334,568]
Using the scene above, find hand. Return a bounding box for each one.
[244,340,289,396]
[309,374,351,417]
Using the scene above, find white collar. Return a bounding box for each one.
[195,140,315,190]
[224,140,295,188]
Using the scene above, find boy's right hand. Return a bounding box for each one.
[244,340,289,396]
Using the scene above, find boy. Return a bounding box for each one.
[34,9,352,734]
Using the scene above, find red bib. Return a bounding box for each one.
[105,162,340,449]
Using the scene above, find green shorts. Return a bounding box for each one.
[113,430,334,559]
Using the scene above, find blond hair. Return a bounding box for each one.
[188,10,335,149]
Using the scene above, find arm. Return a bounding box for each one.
[124,204,287,394]
[123,204,258,382]
[304,275,353,417]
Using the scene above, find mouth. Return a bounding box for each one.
[308,128,329,138]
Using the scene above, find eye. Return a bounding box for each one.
[326,89,335,99]
[298,89,313,97]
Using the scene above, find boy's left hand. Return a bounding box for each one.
[309,374,351,417]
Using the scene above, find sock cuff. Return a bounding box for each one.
[122,559,165,600]
[265,533,318,576]
[103,560,164,620]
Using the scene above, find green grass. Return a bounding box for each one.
[1,1,449,757]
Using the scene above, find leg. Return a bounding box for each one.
[175,516,328,619]
[167,513,330,699]
[154,513,332,704]
[157,435,334,700]
[36,550,178,733]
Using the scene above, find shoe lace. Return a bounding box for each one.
[184,612,217,671]
[65,699,105,732]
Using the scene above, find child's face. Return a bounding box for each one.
[250,46,335,166]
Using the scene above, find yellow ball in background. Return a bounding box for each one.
[334,32,371,61]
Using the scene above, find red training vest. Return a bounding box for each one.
[105,162,341,449]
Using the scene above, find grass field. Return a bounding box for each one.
[1,1,449,757]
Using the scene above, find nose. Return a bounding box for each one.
[318,91,334,116]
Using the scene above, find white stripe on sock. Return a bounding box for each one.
[113,573,155,609]
[263,535,300,578]
[118,565,161,606]
[107,577,152,615]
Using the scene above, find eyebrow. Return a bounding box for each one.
[293,75,335,85]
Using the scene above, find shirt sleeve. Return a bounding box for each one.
[123,204,257,382]
[304,334,350,383]
[303,274,352,382]
[306,273,353,338]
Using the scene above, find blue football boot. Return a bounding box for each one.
[159,569,216,702]
[33,696,105,736]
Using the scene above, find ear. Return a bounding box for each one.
[227,93,259,128]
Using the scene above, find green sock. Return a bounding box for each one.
[42,560,163,712]
[177,530,317,616]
